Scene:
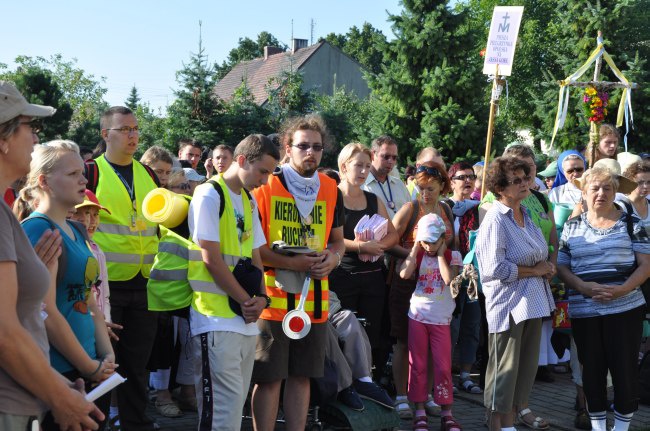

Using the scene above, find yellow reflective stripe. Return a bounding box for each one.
[150,268,187,281]
[98,223,157,236]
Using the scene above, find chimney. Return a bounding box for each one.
[264,46,283,60]
[291,38,309,54]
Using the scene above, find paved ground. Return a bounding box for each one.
[144,371,650,430]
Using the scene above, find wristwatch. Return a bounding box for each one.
[254,294,272,309]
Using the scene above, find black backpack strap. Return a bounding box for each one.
[531,189,549,213]
[141,163,161,187]
[84,160,99,194]
[207,180,226,217]
[21,216,66,287]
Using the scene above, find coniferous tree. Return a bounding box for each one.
[125,85,141,111]
[368,0,488,163]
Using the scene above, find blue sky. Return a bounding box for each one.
[2,0,401,113]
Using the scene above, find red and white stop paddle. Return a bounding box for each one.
[282,276,312,340]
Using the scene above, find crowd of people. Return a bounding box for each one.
[0,79,649,431]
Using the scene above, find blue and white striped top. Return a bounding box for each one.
[558,211,649,318]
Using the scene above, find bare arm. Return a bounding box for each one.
[591,251,650,301]
[310,226,345,280]
[436,242,453,285]
[0,262,102,431]
[88,296,117,380]
[42,264,104,380]
[387,202,413,259]
[399,242,420,280]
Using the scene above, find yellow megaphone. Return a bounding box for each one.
[142,188,190,229]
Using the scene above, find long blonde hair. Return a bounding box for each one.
[13,140,80,220]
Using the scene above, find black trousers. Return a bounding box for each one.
[110,287,158,431]
[572,305,645,414]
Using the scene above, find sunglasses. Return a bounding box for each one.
[292,143,324,152]
[379,154,398,161]
[452,174,477,182]
[416,166,442,177]
[507,176,532,186]
[19,119,44,134]
[565,167,584,175]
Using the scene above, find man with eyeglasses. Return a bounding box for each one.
[362,136,411,218]
[548,151,588,206]
[251,114,345,431]
[85,106,161,431]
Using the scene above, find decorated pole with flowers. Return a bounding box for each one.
[550,31,638,162]
[481,6,524,198]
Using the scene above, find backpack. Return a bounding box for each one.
[20,216,90,287]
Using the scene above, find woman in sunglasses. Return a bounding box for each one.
[475,157,556,431]
[389,160,455,419]
[479,144,558,430]
[548,150,587,206]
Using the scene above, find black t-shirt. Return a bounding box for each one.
[340,191,382,272]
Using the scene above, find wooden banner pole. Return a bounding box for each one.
[481,64,502,199]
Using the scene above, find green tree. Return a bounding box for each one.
[1,65,73,141]
[220,81,273,145]
[322,23,388,75]
[368,0,488,162]
[167,23,223,149]
[265,70,315,131]
[215,31,287,79]
[125,85,141,111]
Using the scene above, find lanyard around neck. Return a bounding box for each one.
[376,177,396,212]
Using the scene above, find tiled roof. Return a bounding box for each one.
[214,41,324,105]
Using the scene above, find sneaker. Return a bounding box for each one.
[338,386,365,411]
[154,401,183,418]
[353,381,394,409]
[394,398,413,420]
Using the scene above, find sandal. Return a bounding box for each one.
[441,414,462,431]
[517,408,549,430]
[458,376,483,394]
[413,415,428,431]
[394,400,413,420]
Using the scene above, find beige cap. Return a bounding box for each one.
[572,158,638,194]
[0,81,56,124]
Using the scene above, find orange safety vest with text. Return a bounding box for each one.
[253,172,337,323]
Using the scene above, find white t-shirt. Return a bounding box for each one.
[188,182,267,337]
[408,251,462,325]
[548,182,582,205]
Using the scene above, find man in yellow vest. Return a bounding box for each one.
[187,134,279,430]
[251,115,346,431]
[85,106,160,431]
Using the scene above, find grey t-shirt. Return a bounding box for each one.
[0,201,50,415]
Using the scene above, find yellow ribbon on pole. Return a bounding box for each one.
[550,44,604,147]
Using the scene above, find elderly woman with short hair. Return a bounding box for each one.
[557,166,649,431]
[475,157,556,431]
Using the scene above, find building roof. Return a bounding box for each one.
[214,41,324,105]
